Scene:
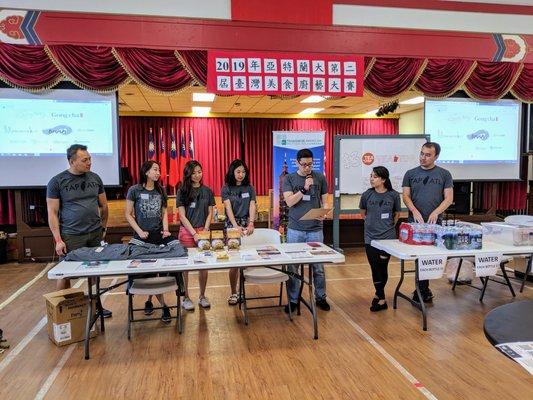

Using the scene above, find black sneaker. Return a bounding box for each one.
[102,308,112,318]
[316,298,331,311]
[284,302,298,314]
[412,290,434,304]
[422,289,434,303]
[161,306,171,324]
[144,300,154,316]
[370,301,388,312]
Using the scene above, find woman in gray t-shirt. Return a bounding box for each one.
[221,159,257,305]
[125,160,177,323]
[359,166,401,312]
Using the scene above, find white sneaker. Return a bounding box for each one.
[199,296,211,309]
[182,297,195,311]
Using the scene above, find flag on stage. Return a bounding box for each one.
[168,128,180,187]
[147,127,156,161]
[159,128,168,186]
[179,128,189,172]
[189,128,195,159]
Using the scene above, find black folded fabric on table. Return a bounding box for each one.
[64,242,188,261]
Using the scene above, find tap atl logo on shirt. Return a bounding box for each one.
[64,181,99,192]
[411,176,443,186]
[367,199,392,208]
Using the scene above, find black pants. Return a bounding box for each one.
[365,244,391,299]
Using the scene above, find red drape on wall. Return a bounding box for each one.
[47,45,129,92]
[1,44,532,101]
[120,117,242,195]
[243,118,398,195]
[114,48,193,92]
[0,43,62,90]
[415,59,476,98]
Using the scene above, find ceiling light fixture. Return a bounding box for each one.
[400,96,425,105]
[301,96,326,103]
[193,93,216,102]
[192,106,211,116]
[299,107,325,115]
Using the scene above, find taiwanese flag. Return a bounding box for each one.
[168,128,180,187]
[189,128,195,159]
[179,128,189,172]
[159,128,168,186]
[147,127,156,161]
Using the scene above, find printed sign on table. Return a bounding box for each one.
[418,255,448,280]
[475,253,502,277]
[207,51,364,96]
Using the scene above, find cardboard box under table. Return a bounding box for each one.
[44,288,97,346]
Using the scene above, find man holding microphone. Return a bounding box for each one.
[283,148,330,313]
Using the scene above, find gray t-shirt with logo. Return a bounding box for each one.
[282,171,328,232]
[46,170,105,235]
[221,184,256,219]
[127,184,166,232]
[402,165,453,222]
[359,189,401,244]
[176,185,216,228]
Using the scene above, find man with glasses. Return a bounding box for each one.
[282,148,330,312]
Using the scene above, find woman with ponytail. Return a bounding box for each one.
[359,166,401,312]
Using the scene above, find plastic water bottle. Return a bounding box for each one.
[213,207,219,222]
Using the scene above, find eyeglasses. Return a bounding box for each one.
[298,161,313,168]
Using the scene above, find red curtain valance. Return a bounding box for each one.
[0,43,532,101]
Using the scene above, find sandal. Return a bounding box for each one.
[228,293,239,305]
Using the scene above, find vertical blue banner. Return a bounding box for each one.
[272,131,325,231]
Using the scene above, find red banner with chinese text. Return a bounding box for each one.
[207,51,364,96]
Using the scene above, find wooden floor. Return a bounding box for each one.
[0,249,532,400]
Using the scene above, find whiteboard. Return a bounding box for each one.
[338,136,427,194]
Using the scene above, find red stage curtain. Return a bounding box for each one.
[46,45,129,91]
[464,61,523,100]
[364,58,427,98]
[0,43,61,90]
[415,59,476,98]
[114,48,193,92]
[0,190,15,225]
[475,181,527,211]
[176,50,208,86]
[511,63,533,102]
[243,118,398,195]
[120,117,241,195]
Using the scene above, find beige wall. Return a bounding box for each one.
[399,108,424,135]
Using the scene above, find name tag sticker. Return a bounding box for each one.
[302,195,311,201]
[190,202,196,209]
[381,213,390,219]
[241,192,250,198]
[140,193,149,200]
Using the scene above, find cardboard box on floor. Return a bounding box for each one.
[43,288,97,346]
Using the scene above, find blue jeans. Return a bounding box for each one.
[286,228,326,302]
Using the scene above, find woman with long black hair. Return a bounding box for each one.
[177,160,216,311]
[359,166,401,312]
[125,160,177,323]
[221,159,257,305]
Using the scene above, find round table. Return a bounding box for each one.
[484,300,533,346]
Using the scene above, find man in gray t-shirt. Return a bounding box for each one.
[282,148,330,312]
[402,142,453,303]
[46,145,109,305]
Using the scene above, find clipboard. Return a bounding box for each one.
[299,208,333,221]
